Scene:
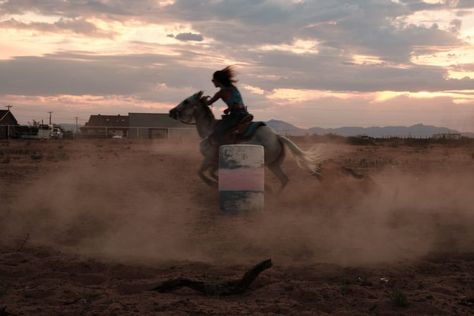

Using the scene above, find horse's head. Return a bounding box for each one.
[169,91,206,124]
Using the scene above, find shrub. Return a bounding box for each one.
[1,155,10,164]
[56,151,69,161]
[30,152,43,160]
[340,280,350,295]
[347,136,376,146]
[391,288,409,308]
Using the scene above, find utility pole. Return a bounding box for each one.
[48,111,53,125]
[5,105,13,139]
[74,116,79,135]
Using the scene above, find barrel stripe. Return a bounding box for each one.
[219,145,264,214]
[219,168,264,191]
[219,191,264,214]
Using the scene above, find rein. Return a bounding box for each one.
[179,118,196,125]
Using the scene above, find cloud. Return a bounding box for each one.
[0,17,114,37]
[161,0,467,65]
[169,32,204,42]
[0,51,221,103]
[0,1,468,60]
[449,18,462,33]
[1,49,474,100]
[0,0,165,19]
[457,0,474,9]
[0,52,168,96]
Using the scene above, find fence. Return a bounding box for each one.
[79,126,197,139]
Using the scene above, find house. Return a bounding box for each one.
[0,110,18,139]
[81,114,129,138]
[128,113,195,139]
[80,113,196,139]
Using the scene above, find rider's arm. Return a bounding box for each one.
[206,90,223,106]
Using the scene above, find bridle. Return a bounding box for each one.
[179,117,196,125]
[173,94,209,126]
[176,102,197,125]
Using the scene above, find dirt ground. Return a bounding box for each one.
[1,138,473,315]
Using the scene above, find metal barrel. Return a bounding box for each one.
[219,144,264,214]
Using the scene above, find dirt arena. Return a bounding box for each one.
[1,137,473,315]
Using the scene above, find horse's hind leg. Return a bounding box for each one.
[268,162,289,191]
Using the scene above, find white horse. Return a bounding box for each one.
[169,91,321,189]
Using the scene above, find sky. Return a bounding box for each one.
[0,0,473,131]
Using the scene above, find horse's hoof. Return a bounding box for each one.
[202,178,218,187]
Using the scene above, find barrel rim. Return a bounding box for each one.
[219,144,264,148]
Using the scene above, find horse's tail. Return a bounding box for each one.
[278,136,322,175]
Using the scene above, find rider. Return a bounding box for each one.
[205,66,250,145]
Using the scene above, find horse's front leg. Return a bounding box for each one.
[198,158,218,187]
[209,164,218,182]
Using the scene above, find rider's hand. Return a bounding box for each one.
[203,95,211,105]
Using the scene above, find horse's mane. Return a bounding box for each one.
[191,96,217,138]
[197,97,216,123]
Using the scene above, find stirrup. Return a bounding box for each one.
[240,114,254,124]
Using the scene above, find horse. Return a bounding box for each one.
[169,91,321,189]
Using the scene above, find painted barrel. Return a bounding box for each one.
[219,144,264,214]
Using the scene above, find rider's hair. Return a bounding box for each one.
[213,66,237,87]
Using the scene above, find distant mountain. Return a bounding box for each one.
[265,120,465,138]
[265,119,308,136]
[310,124,458,138]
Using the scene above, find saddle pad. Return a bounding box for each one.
[241,122,266,139]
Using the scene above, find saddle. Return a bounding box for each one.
[232,114,254,136]
[226,114,266,144]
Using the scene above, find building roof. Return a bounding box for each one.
[85,114,129,127]
[128,113,190,128]
[0,110,18,125]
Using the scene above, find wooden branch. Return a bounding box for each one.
[0,305,10,316]
[151,259,272,296]
[16,233,30,252]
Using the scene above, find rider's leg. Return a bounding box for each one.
[212,110,247,143]
[209,119,227,145]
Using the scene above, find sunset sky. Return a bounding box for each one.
[1,0,473,131]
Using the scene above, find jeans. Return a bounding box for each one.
[211,109,248,144]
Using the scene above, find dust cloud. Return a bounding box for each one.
[1,140,473,266]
